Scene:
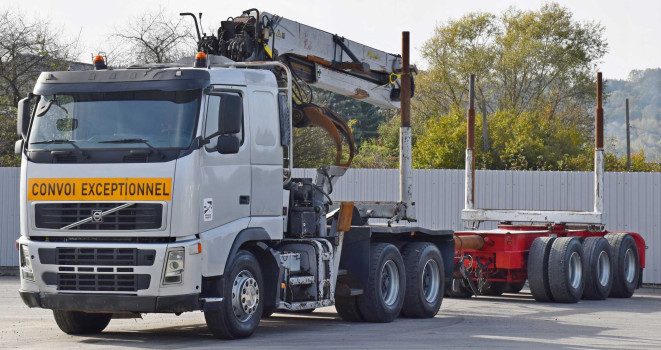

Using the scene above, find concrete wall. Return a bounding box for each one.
[1,167,659,283]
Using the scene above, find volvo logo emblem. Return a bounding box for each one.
[91,210,103,222]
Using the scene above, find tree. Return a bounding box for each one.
[110,7,196,65]
[0,9,76,167]
[418,3,607,133]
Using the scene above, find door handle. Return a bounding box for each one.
[239,195,250,205]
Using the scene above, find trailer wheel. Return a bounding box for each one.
[480,281,504,296]
[204,250,263,339]
[548,237,585,303]
[605,233,640,298]
[335,296,365,322]
[357,243,406,323]
[528,237,555,302]
[582,237,613,300]
[446,278,473,298]
[401,242,445,318]
[503,281,526,294]
[53,310,112,334]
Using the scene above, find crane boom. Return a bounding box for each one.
[186,9,412,109]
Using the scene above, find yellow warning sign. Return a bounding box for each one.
[28,178,172,201]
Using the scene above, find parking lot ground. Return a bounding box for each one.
[1,276,660,349]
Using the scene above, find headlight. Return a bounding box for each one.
[20,245,34,281]
[163,249,184,285]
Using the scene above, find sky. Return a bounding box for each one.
[4,0,660,80]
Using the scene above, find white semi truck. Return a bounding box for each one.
[15,10,454,339]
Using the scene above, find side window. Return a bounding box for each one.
[204,93,244,151]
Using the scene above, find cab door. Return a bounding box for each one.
[199,88,251,232]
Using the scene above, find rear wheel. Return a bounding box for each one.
[446,278,473,298]
[480,281,504,296]
[582,237,613,300]
[503,281,526,294]
[401,242,445,318]
[605,233,640,298]
[53,310,112,335]
[357,243,406,323]
[204,250,263,339]
[548,237,585,303]
[335,296,365,322]
[528,237,555,302]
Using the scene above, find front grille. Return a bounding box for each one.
[39,247,156,266]
[34,202,163,230]
[56,273,150,292]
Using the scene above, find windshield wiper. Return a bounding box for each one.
[99,138,164,158]
[29,139,88,159]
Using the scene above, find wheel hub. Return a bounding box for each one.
[380,260,400,306]
[231,270,259,322]
[422,259,441,303]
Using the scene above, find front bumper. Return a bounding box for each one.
[20,291,202,313]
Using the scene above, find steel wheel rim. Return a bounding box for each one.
[569,251,582,289]
[422,259,441,303]
[597,250,611,287]
[381,260,400,306]
[624,248,636,284]
[231,270,259,322]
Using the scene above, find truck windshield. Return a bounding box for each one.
[28,90,201,150]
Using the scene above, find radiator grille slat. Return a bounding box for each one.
[34,203,163,230]
[57,273,150,292]
[38,247,156,266]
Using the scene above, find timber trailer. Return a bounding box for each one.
[16,9,454,339]
[450,74,646,303]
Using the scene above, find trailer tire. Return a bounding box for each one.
[204,250,263,339]
[357,243,406,323]
[582,237,613,300]
[548,237,585,303]
[53,310,112,335]
[528,237,555,302]
[446,278,473,298]
[605,233,640,298]
[401,242,445,318]
[503,281,526,294]
[480,281,504,296]
[335,296,365,322]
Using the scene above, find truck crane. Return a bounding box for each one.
[15,9,453,340]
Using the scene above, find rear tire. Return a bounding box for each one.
[528,237,555,302]
[53,310,112,335]
[582,237,613,300]
[503,281,525,294]
[446,278,473,298]
[204,250,263,339]
[548,237,585,303]
[357,243,406,323]
[401,242,445,318]
[335,296,365,322]
[605,233,640,298]
[480,281,504,296]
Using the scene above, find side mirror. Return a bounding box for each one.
[14,139,24,156]
[217,93,242,134]
[17,96,32,138]
[217,135,240,154]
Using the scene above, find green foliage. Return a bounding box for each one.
[605,150,660,172]
[413,108,592,170]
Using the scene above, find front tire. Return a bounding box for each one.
[53,310,112,335]
[401,242,445,318]
[357,243,406,323]
[204,250,263,339]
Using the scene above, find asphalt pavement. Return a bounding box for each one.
[1,276,660,349]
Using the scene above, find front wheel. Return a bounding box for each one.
[53,310,112,335]
[204,250,263,339]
